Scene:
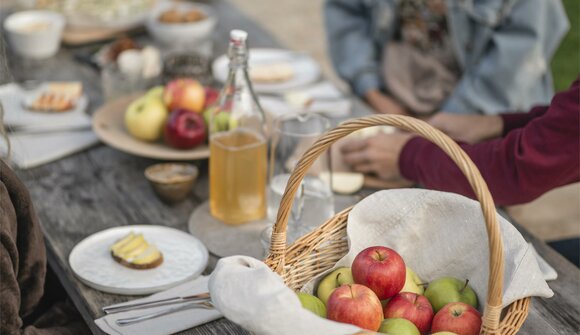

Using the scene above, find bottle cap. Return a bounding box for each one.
[230,29,248,43]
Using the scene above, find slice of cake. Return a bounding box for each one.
[110,232,163,270]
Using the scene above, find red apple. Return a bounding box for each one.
[163,79,205,113]
[352,246,406,300]
[164,108,206,149]
[327,284,383,331]
[431,302,482,335]
[383,292,434,335]
[204,86,220,108]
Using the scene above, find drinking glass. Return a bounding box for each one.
[101,62,160,101]
[261,112,334,256]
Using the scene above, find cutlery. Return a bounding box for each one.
[103,292,210,315]
[7,125,93,136]
[115,300,214,326]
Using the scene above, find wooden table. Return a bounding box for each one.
[4,1,579,334]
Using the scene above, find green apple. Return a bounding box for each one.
[125,96,168,141]
[316,267,354,306]
[400,267,424,295]
[432,332,458,335]
[145,86,165,101]
[424,277,478,313]
[296,292,326,318]
[378,318,420,335]
[204,108,232,133]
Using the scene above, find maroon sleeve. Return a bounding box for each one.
[399,80,580,206]
[500,105,549,136]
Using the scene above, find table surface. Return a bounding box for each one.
[5,1,580,334]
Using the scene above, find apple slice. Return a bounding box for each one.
[320,171,364,195]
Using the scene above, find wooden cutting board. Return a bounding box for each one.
[62,25,145,46]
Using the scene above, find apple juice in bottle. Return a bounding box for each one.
[209,30,267,225]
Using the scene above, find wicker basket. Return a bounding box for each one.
[264,115,531,335]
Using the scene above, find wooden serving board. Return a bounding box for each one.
[62,25,145,46]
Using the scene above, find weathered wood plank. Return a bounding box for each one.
[6,0,579,334]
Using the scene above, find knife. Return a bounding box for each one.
[103,292,211,315]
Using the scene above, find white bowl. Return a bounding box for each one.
[145,1,217,55]
[4,10,65,59]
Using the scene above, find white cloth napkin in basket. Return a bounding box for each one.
[95,276,222,335]
[209,189,554,335]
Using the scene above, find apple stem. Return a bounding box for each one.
[375,250,383,261]
[335,273,342,287]
[348,284,354,298]
[461,279,470,293]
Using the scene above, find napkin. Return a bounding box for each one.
[96,276,222,335]
[209,256,361,335]
[2,130,99,169]
[301,189,554,306]
[0,82,99,169]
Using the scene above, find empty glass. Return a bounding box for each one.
[261,112,334,256]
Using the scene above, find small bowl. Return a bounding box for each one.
[145,1,217,55]
[145,163,199,203]
[4,10,65,59]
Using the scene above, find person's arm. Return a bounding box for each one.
[500,105,549,135]
[400,81,579,206]
[324,0,382,97]
[442,0,569,114]
[427,106,548,144]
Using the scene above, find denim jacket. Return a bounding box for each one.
[324,0,569,114]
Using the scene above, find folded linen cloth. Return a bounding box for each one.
[301,189,554,306]
[209,256,361,335]
[2,130,99,169]
[96,276,222,335]
[209,189,555,335]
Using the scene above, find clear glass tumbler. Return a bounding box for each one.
[261,112,334,256]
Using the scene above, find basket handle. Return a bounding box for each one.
[267,115,504,332]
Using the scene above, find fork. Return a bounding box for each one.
[115,301,214,326]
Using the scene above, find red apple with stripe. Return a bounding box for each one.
[431,302,482,335]
[383,292,434,334]
[352,246,406,300]
[327,284,383,331]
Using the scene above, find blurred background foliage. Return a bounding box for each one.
[551,0,579,91]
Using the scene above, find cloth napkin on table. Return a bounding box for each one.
[95,276,222,335]
[209,256,361,335]
[0,83,99,169]
[2,130,98,169]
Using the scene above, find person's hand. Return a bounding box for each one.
[340,132,415,188]
[428,113,503,144]
[364,89,408,115]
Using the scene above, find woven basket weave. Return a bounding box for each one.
[264,115,530,334]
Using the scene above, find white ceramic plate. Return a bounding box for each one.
[212,48,321,93]
[69,225,208,295]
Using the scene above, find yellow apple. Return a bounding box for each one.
[125,95,168,141]
[400,267,424,295]
[145,85,165,101]
[296,292,326,318]
[315,267,354,306]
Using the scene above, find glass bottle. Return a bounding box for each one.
[209,30,267,225]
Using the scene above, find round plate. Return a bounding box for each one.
[69,225,208,295]
[212,48,321,93]
[92,93,209,160]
